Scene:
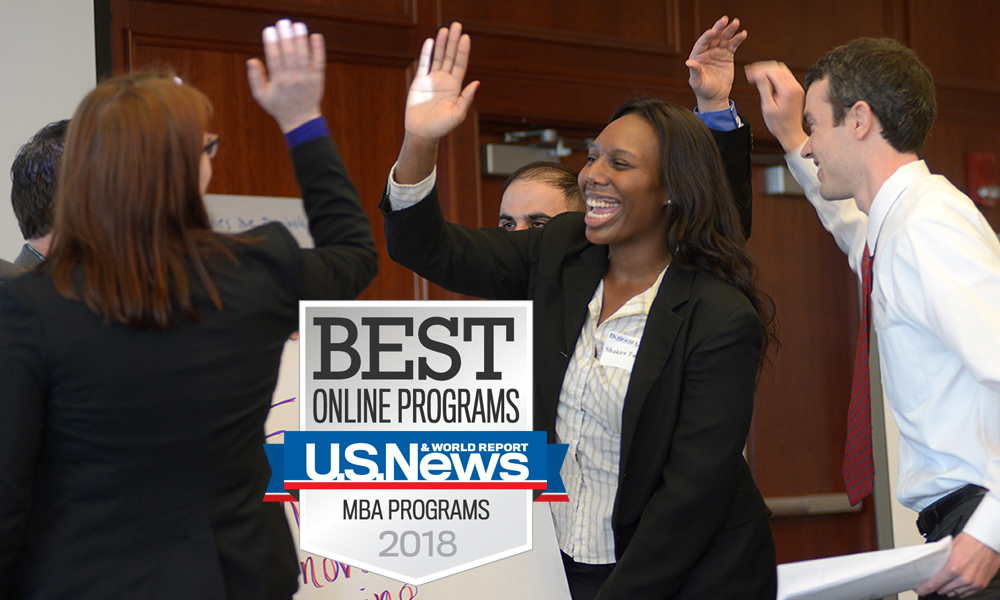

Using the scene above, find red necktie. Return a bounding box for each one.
[844,244,874,505]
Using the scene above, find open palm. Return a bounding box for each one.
[405,22,479,141]
[686,16,747,107]
[246,20,325,133]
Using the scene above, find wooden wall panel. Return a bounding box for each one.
[131,0,416,25]
[441,0,718,126]
[714,0,908,156]
[905,0,1000,230]
[448,0,680,54]
[746,190,858,496]
[908,0,1000,95]
[920,120,1000,231]
[120,1,417,73]
[699,0,907,71]
[469,69,691,135]
[768,502,878,564]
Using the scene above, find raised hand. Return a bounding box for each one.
[686,16,747,113]
[405,22,480,143]
[246,19,325,133]
[744,60,808,152]
[393,22,480,184]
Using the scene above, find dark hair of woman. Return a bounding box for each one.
[48,69,235,330]
[611,97,777,363]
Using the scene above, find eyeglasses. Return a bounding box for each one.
[203,135,220,159]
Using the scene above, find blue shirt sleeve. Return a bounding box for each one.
[284,117,330,148]
[694,100,742,132]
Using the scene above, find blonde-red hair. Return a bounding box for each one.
[50,69,231,329]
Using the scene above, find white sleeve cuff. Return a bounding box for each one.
[962,490,1000,553]
[387,163,436,211]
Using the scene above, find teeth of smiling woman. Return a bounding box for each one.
[586,197,619,221]
[587,198,616,207]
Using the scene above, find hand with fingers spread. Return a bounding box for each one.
[687,16,747,113]
[394,22,480,184]
[246,19,325,133]
[744,60,809,152]
[405,22,480,143]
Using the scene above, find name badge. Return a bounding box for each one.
[599,330,641,371]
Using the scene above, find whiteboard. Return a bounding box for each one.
[204,194,315,248]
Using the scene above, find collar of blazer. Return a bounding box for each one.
[618,266,692,465]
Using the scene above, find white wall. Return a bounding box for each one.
[0,1,95,261]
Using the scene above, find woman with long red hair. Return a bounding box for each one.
[0,20,376,599]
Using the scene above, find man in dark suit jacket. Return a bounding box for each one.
[0,259,24,282]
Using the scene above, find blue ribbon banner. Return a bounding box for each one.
[265,432,566,502]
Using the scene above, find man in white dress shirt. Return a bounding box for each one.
[747,39,1000,599]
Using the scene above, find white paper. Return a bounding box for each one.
[777,536,951,600]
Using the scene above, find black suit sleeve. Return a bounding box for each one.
[0,259,25,282]
[711,123,753,240]
[379,186,539,300]
[290,136,378,300]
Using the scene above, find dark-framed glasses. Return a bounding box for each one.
[203,135,220,159]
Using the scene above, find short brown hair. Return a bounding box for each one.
[11,120,68,240]
[805,38,936,154]
[502,161,584,211]
[49,68,232,329]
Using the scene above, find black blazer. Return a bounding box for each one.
[0,136,377,600]
[380,125,775,599]
[0,259,24,283]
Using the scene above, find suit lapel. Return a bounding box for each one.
[618,266,694,469]
[534,241,606,438]
[561,245,607,355]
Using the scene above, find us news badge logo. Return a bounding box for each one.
[264,301,566,584]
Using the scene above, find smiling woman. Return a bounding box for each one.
[381,20,777,600]
[592,98,776,336]
[580,114,670,246]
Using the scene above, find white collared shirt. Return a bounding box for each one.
[551,268,668,563]
[787,151,1000,551]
